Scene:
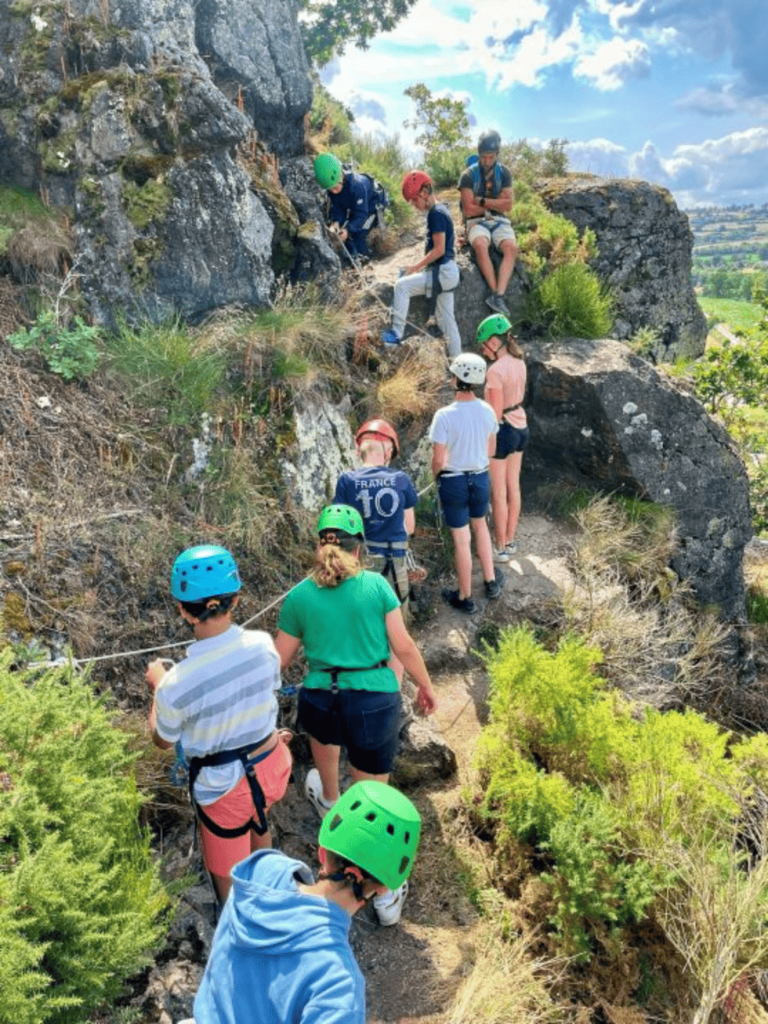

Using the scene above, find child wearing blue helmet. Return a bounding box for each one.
[146,545,291,905]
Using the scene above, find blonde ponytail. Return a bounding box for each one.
[311,539,363,588]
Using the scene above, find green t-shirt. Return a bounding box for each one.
[278,571,400,691]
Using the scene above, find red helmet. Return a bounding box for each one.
[355,418,400,457]
[401,171,432,202]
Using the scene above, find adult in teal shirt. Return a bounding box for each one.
[274,505,436,926]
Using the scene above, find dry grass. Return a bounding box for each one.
[643,817,768,1024]
[563,495,730,703]
[376,339,445,421]
[439,909,566,1024]
[0,276,26,339]
[6,221,73,279]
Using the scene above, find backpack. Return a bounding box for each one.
[342,163,389,210]
[469,162,503,199]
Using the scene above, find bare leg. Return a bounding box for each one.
[472,239,497,293]
[471,516,496,582]
[309,736,341,803]
[211,872,232,905]
[488,457,508,549]
[496,239,518,295]
[450,524,473,598]
[349,765,389,784]
[506,451,524,544]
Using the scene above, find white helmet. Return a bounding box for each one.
[449,352,486,385]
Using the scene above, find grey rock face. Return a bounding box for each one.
[538,177,707,361]
[0,0,312,320]
[281,388,356,511]
[521,338,751,619]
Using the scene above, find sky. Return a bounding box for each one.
[319,0,768,209]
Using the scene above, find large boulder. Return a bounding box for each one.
[521,338,751,620]
[537,177,707,362]
[0,0,314,321]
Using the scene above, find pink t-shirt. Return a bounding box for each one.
[484,353,527,428]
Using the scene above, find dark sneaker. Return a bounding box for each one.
[484,567,505,599]
[441,588,477,614]
[485,293,511,316]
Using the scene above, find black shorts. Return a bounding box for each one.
[492,422,529,459]
[298,686,402,774]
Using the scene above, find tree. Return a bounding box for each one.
[404,83,471,155]
[403,83,471,185]
[300,0,417,65]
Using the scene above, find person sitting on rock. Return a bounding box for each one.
[313,152,382,264]
[380,170,462,357]
[429,353,504,614]
[333,418,418,681]
[458,129,517,317]
[191,781,422,1024]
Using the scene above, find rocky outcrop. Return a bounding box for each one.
[521,338,751,619]
[538,177,707,361]
[0,0,316,321]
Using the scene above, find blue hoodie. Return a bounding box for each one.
[193,849,366,1024]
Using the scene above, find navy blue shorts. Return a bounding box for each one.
[298,686,402,775]
[493,422,529,459]
[438,470,491,528]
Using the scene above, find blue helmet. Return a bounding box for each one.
[170,545,241,601]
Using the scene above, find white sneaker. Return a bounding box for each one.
[505,541,518,555]
[305,768,335,820]
[493,545,512,563]
[373,880,409,926]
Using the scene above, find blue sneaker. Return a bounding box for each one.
[380,329,402,346]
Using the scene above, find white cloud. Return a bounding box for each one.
[628,128,768,203]
[566,138,630,176]
[573,37,650,90]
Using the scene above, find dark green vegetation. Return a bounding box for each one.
[0,653,167,1024]
[299,0,417,64]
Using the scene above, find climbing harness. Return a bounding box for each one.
[188,731,276,839]
[319,661,389,690]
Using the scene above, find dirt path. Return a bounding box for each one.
[141,512,577,1024]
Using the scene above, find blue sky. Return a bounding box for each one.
[319,0,768,209]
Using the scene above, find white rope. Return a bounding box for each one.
[26,585,295,671]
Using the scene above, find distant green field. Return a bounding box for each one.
[698,296,763,333]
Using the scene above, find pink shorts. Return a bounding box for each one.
[198,735,292,877]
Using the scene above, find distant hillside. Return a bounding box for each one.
[686,204,768,298]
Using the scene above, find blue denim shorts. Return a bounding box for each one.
[438,470,491,528]
[493,422,529,459]
[298,686,402,774]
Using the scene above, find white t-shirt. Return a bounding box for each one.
[428,398,498,472]
[154,625,281,804]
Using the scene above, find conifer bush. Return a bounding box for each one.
[475,625,768,967]
[0,652,167,1024]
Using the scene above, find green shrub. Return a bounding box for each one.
[106,315,227,423]
[481,627,633,784]
[526,261,613,339]
[0,652,167,1024]
[476,739,576,846]
[8,311,101,380]
[540,793,658,961]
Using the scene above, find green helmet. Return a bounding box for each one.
[314,153,343,190]
[170,545,241,601]
[477,314,512,345]
[319,780,422,891]
[317,504,364,539]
